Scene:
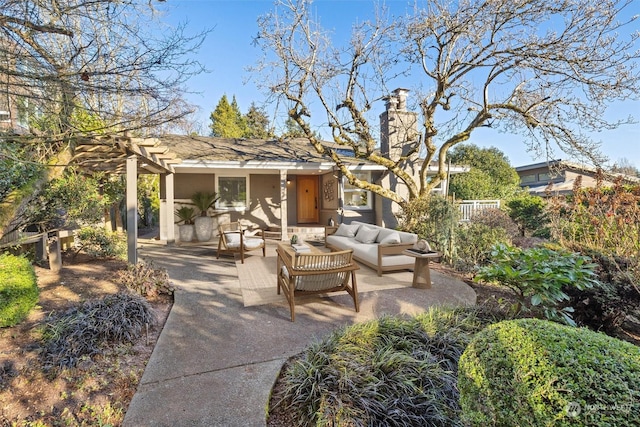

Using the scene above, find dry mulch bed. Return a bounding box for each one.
[0,253,172,426]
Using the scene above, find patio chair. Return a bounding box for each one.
[276,248,359,322]
[216,222,266,263]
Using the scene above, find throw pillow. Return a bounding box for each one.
[334,223,360,238]
[379,232,401,244]
[355,226,379,244]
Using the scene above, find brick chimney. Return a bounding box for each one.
[379,88,418,161]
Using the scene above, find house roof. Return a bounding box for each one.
[516,159,640,184]
[160,135,345,164]
[159,134,469,174]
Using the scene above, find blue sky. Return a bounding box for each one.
[157,0,640,168]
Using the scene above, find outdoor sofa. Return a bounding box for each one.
[325,221,418,276]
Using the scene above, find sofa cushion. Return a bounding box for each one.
[355,226,379,244]
[224,232,241,248]
[334,223,360,238]
[351,244,376,263]
[243,237,263,249]
[378,231,401,244]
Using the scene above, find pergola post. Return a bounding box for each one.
[280,169,288,241]
[126,154,138,264]
[162,172,175,244]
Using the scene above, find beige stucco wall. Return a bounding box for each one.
[245,174,281,229]
[171,173,216,199]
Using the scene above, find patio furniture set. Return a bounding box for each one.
[216,221,440,321]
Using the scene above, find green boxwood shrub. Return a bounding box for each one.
[458,318,640,426]
[0,253,38,327]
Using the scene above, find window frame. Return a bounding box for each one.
[343,171,373,210]
[216,174,249,211]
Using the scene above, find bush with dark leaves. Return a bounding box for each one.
[269,306,505,427]
[40,292,156,372]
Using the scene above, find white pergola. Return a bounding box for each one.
[72,135,179,264]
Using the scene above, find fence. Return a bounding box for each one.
[458,200,501,222]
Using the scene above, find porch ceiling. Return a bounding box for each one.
[72,135,181,175]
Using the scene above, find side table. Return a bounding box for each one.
[403,249,441,289]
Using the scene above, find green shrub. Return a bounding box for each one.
[116,261,174,298]
[40,292,156,371]
[24,169,108,231]
[475,244,601,325]
[75,227,126,259]
[507,192,548,237]
[458,318,640,426]
[398,195,459,263]
[0,141,43,203]
[269,306,505,426]
[453,222,511,272]
[0,253,38,327]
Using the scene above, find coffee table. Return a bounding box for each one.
[403,249,441,289]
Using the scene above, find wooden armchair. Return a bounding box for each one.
[276,246,360,321]
[216,222,266,263]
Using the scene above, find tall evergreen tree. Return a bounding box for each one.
[281,117,320,139]
[209,94,247,137]
[244,103,273,138]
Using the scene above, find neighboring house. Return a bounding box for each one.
[516,159,640,196]
[158,89,469,242]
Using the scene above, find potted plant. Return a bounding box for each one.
[191,191,220,242]
[175,206,196,242]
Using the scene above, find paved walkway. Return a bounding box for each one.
[123,242,476,427]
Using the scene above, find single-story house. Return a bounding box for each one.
[156,89,469,243]
[516,159,640,196]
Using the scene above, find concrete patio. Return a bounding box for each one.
[123,241,476,426]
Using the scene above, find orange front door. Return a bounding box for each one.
[296,176,319,224]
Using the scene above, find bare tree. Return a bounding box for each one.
[254,0,640,209]
[0,0,207,148]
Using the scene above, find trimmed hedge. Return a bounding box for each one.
[458,318,640,426]
[0,253,39,327]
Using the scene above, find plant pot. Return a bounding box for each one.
[178,224,195,242]
[194,216,213,241]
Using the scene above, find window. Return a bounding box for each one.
[217,176,247,209]
[0,111,10,122]
[343,171,373,210]
[520,174,536,184]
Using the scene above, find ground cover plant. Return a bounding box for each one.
[0,253,38,327]
[267,306,505,427]
[458,318,640,426]
[40,292,156,372]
